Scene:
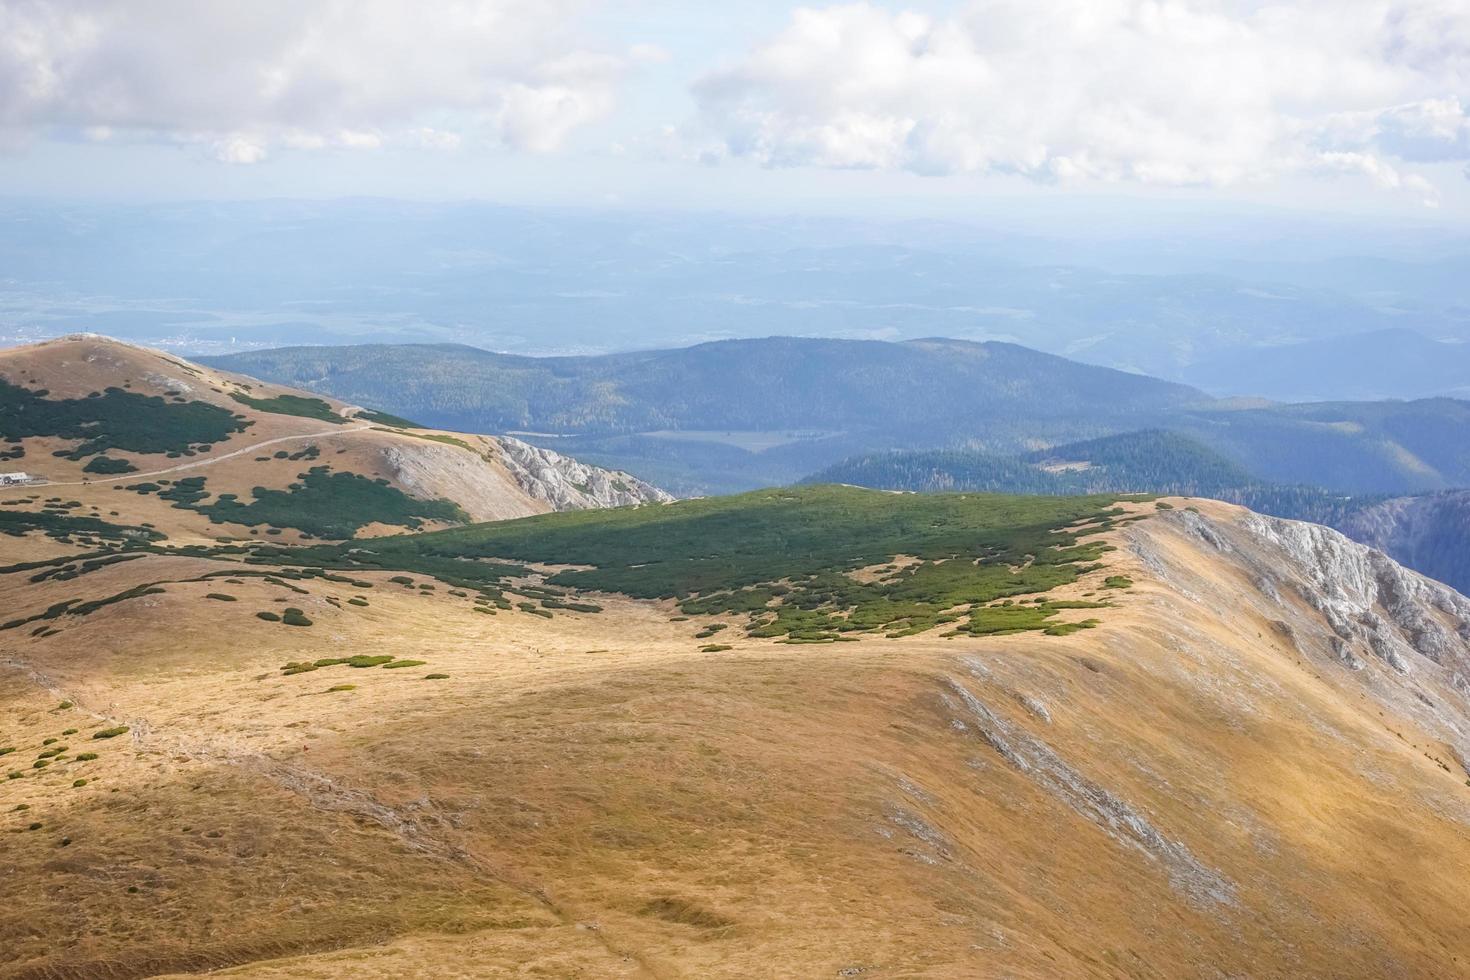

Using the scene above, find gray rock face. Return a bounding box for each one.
[943,663,1236,909]
[1131,506,1470,766]
[1237,512,1470,675]
[494,436,673,511]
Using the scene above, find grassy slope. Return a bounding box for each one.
[4,498,1470,976]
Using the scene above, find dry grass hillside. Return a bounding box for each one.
[0,336,666,554]
[4,488,1470,978]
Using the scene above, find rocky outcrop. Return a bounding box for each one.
[1236,512,1470,675]
[494,436,673,511]
[379,435,671,522]
[1127,503,1470,767]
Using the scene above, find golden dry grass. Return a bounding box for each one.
[4,499,1470,977]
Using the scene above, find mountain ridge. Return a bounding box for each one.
[5,488,1470,976]
[206,336,1470,497]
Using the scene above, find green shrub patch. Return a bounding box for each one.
[229,392,344,424]
[83,455,138,475]
[1,380,249,458]
[281,608,313,627]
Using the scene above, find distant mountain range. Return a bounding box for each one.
[1181,328,1470,402]
[207,337,1470,499]
[206,337,1205,493]
[7,199,1470,394]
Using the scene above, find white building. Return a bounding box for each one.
[0,472,34,486]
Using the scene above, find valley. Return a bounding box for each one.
[208,338,1470,499]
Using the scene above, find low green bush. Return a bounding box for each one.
[73,778,88,787]
[281,608,313,627]
[327,684,357,692]
[74,752,98,761]
[37,746,66,758]
[382,659,427,669]
[83,455,138,475]
[1103,576,1134,589]
[347,655,395,668]
[424,673,450,680]
[1043,619,1101,637]
[256,611,281,622]
[62,729,77,735]
[92,726,129,739]
[700,644,733,652]
[205,593,237,602]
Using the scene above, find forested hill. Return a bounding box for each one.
[802,429,1470,594]
[806,430,1256,496]
[205,337,1208,437]
[803,430,1382,518]
[208,338,1470,498]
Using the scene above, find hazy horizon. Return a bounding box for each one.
[3,1,1469,398]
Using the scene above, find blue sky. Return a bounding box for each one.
[2,0,1469,223]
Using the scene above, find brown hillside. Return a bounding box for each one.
[0,336,667,554]
[3,499,1470,977]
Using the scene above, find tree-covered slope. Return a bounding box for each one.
[205,337,1207,436]
[207,338,1470,498]
[807,430,1255,496]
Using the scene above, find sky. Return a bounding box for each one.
[2,0,1470,223]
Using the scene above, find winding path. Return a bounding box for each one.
[0,424,373,492]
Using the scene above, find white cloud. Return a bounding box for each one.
[0,0,629,161]
[692,1,1470,202]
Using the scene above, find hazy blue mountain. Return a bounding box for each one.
[207,336,1205,434]
[5,199,1469,393]
[1182,329,1470,401]
[804,430,1257,496]
[207,337,1211,494]
[207,337,1470,498]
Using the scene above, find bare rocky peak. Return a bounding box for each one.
[494,436,673,511]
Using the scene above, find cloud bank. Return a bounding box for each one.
[0,0,629,161]
[692,1,1470,203]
